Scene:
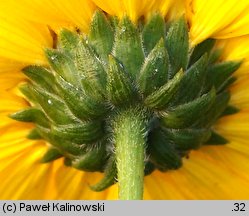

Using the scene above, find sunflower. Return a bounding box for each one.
[1,0,249,200]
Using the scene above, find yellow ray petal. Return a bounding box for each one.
[223,138,249,157]
[0,16,52,64]
[215,110,249,140]
[199,146,249,182]
[0,90,28,113]
[49,0,96,32]
[0,57,25,73]
[187,0,249,45]
[0,121,33,145]
[104,185,118,200]
[0,58,27,92]
[144,171,186,199]
[214,6,249,39]
[167,0,185,20]
[0,140,54,199]
[0,72,25,91]
[50,161,109,199]
[184,149,249,199]
[0,121,55,200]
[0,0,96,33]
[230,79,249,109]
[92,0,182,22]
[92,0,149,22]
[144,148,249,199]
[217,36,249,76]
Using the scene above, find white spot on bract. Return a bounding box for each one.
[119,63,124,69]
[51,55,57,60]
[48,99,52,105]
[95,56,101,62]
[121,27,126,33]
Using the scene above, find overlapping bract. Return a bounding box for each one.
[11,11,240,191]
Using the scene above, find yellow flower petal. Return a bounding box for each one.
[187,0,249,45]
[144,148,249,199]
[200,146,249,183]
[0,91,28,114]
[216,111,249,140]
[0,140,53,199]
[224,138,249,157]
[0,0,96,33]
[230,80,249,109]
[51,161,109,199]
[217,35,249,76]
[92,0,184,22]
[214,6,249,39]
[48,0,96,32]
[92,0,152,22]
[0,73,25,91]
[0,57,25,73]
[0,128,38,162]
[0,17,52,64]
[167,0,185,20]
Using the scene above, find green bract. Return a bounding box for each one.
[11,11,240,191]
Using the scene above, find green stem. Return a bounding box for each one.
[114,108,147,200]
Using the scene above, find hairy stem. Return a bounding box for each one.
[114,108,148,200]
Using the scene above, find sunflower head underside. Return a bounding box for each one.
[10,11,240,191]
